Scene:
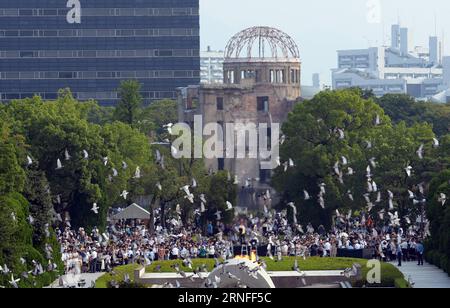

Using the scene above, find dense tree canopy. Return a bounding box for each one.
[1,89,235,231]
[273,89,443,229]
[0,86,238,287]
[113,80,143,126]
[1,91,153,230]
[0,122,62,288]
[377,94,450,137]
[136,99,179,138]
[1,83,448,286]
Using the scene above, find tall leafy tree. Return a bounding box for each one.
[113,80,143,126]
[0,121,62,288]
[377,94,450,137]
[274,89,438,228]
[1,91,152,230]
[0,123,26,195]
[23,168,53,246]
[136,99,178,138]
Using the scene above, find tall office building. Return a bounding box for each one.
[391,24,400,50]
[0,0,200,105]
[399,27,409,56]
[332,24,445,99]
[312,73,320,88]
[200,46,224,84]
[429,36,439,65]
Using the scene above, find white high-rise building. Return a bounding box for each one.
[312,73,320,88]
[400,27,409,56]
[431,56,450,103]
[391,24,400,50]
[332,24,445,100]
[429,36,439,65]
[200,46,224,84]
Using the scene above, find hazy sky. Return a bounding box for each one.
[200,0,450,85]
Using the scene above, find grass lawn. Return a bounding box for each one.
[95,257,409,288]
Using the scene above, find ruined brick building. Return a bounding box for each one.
[177,26,301,210]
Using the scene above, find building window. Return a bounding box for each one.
[20,51,35,58]
[227,70,235,84]
[259,169,271,184]
[241,70,255,79]
[216,97,224,110]
[156,50,173,57]
[257,96,269,112]
[218,158,225,171]
[19,9,33,16]
[270,70,275,83]
[0,28,198,38]
[187,97,198,110]
[5,93,20,100]
[266,127,272,149]
[290,69,296,83]
[58,72,74,79]
[276,70,285,83]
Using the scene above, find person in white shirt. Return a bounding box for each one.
[89,249,98,273]
[323,240,331,256]
[208,245,215,258]
[190,246,198,258]
[180,247,189,259]
[171,246,179,260]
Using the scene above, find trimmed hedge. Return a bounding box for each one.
[354,262,408,288]
[0,192,63,288]
[425,170,450,277]
[96,257,409,288]
[426,250,450,276]
[395,278,410,288]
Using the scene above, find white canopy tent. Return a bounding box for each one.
[111,203,150,221]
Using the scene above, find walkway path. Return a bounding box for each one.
[47,273,105,288]
[392,261,450,288]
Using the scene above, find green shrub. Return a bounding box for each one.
[440,255,448,272]
[96,257,406,288]
[425,251,433,264]
[425,249,450,276]
[394,278,410,288]
[355,262,406,288]
[433,252,442,268]
[429,251,436,265]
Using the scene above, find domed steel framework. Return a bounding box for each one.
[225,26,300,60]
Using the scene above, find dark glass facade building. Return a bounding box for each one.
[0,0,200,105]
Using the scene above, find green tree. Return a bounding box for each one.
[425,133,450,264]
[23,168,54,246]
[274,89,438,228]
[136,99,178,138]
[0,122,62,288]
[113,80,143,126]
[377,94,450,137]
[0,123,26,195]
[206,171,237,225]
[1,91,153,231]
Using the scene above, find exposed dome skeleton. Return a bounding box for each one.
[225,26,300,60]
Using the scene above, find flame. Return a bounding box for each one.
[234,251,257,262]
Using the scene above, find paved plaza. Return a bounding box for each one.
[392,262,450,288]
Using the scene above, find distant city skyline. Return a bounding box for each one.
[200,0,450,85]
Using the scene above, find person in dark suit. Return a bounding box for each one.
[416,240,425,266]
[397,243,403,267]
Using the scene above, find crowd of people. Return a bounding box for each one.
[57,209,427,276]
